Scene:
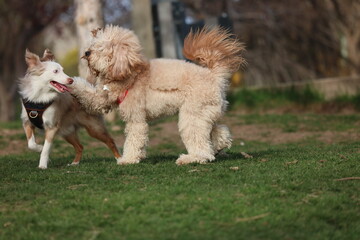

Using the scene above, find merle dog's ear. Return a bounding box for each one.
[40,49,55,61]
[25,49,41,68]
[91,27,102,37]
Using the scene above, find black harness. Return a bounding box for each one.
[22,99,53,129]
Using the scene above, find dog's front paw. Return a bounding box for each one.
[116,157,140,165]
[176,154,210,165]
[69,77,93,92]
[29,143,43,152]
[38,165,47,169]
[176,154,195,165]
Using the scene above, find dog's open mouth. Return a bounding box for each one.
[50,81,69,93]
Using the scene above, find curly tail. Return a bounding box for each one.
[183,26,245,77]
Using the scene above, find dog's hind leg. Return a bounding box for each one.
[176,106,217,165]
[64,132,83,165]
[84,124,121,160]
[211,124,232,154]
[23,120,43,152]
[117,122,148,165]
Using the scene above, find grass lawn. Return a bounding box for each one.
[0,111,359,240]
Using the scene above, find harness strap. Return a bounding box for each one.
[22,99,53,129]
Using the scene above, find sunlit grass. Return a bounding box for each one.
[0,112,359,239]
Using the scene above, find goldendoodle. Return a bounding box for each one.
[67,25,245,165]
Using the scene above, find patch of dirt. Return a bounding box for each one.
[0,128,23,136]
[148,121,182,147]
[229,124,359,144]
[0,128,27,156]
[1,114,359,157]
[230,103,359,115]
[106,121,183,149]
[230,124,314,144]
[0,139,27,156]
[317,131,360,144]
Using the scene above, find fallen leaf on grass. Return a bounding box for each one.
[241,152,253,159]
[65,171,86,174]
[88,230,101,240]
[319,160,327,163]
[188,169,200,173]
[297,192,320,204]
[334,177,360,181]
[285,160,298,165]
[338,154,347,160]
[67,184,88,190]
[235,213,270,222]
[3,222,11,227]
[230,166,239,171]
[260,158,268,162]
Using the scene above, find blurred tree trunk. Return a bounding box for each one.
[131,0,156,58]
[0,1,71,122]
[310,0,360,75]
[0,27,21,122]
[75,0,104,83]
[157,1,177,58]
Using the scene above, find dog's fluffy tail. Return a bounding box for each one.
[183,26,245,77]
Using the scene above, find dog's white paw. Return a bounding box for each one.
[67,162,80,166]
[176,154,212,165]
[116,157,140,165]
[38,165,47,169]
[175,154,200,165]
[29,144,43,152]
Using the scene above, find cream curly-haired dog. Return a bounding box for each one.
[67,25,244,165]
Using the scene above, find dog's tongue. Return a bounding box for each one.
[50,81,69,93]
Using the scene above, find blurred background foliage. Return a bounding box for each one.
[1,0,360,122]
[58,48,79,77]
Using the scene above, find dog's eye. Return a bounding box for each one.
[85,51,91,57]
[53,69,58,74]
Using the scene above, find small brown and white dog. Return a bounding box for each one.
[67,25,245,165]
[19,49,121,169]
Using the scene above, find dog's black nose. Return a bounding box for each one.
[85,51,91,57]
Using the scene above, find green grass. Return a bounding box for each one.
[228,86,360,112]
[228,86,324,109]
[333,93,360,110]
[239,113,360,132]
[0,113,359,239]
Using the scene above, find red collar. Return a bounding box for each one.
[117,89,129,104]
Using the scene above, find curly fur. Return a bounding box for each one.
[183,27,245,78]
[69,25,244,165]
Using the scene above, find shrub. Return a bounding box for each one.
[59,48,79,76]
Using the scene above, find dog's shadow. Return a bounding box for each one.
[214,151,255,163]
[57,150,260,168]
[144,151,254,165]
[144,154,180,164]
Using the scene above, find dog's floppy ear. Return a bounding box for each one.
[109,44,144,80]
[110,44,129,80]
[40,49,55,61]
[25,49,41,68]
